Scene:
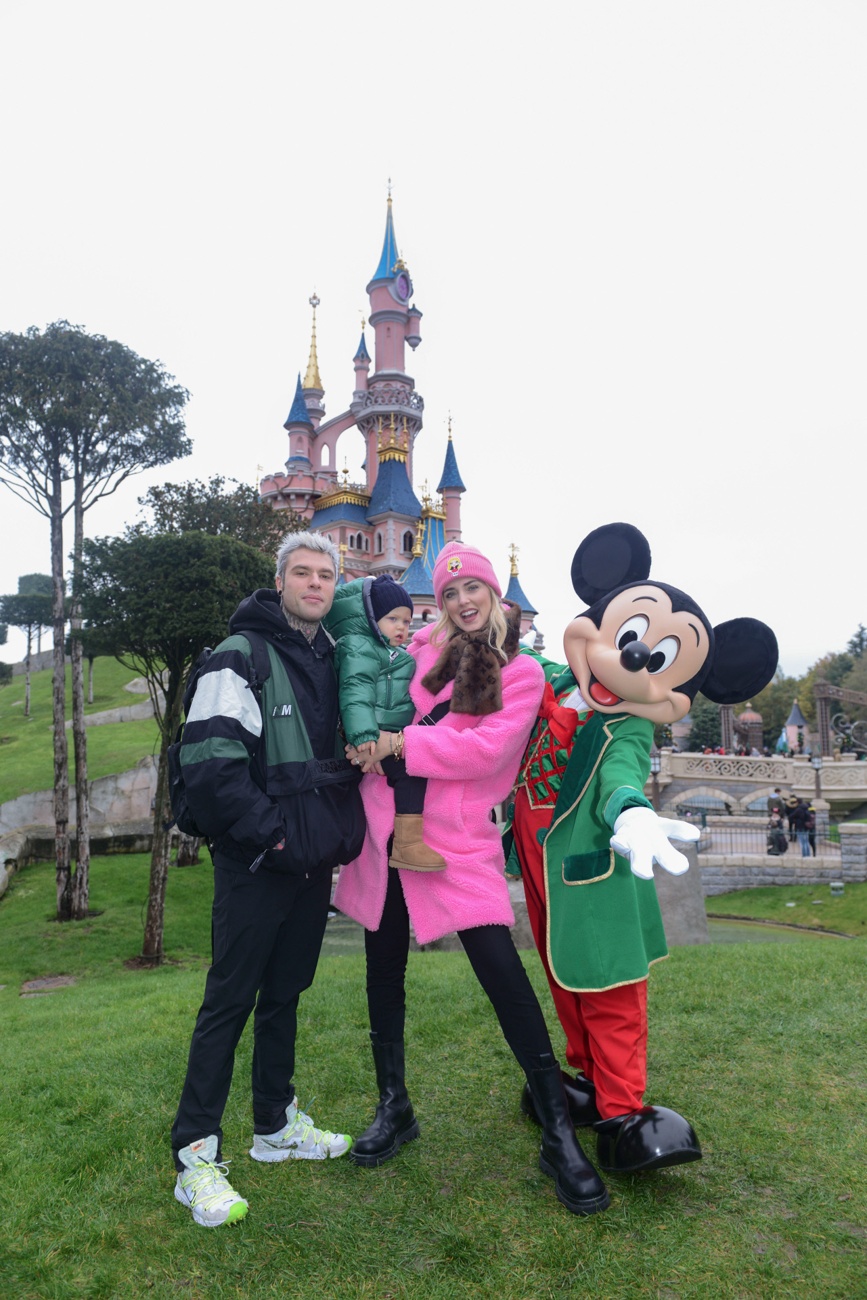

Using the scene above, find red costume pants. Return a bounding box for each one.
[512,785,648,1119]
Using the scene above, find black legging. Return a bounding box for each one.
[364,867,555,1077]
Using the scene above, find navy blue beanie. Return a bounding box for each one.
[370,575,411,622]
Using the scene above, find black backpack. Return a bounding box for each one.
[166,632,272,838]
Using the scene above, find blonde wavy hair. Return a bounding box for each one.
[429,583,511,662]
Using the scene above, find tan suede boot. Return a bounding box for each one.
[388,814,446,871]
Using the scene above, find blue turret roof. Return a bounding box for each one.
[437,438,466,492]
[423,513,445,569]
[354,331,371,363]
[372,200,399,281]
[504,573,538,616]
[367,457,421,519]
[400,555,435,599]
[313,502,370,528]
[786,700,808,728]
[284,374,313,430]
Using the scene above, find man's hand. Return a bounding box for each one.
[609,807,700,880]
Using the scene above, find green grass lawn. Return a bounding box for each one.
[1,856,865,1299]
[707,882,867,937]
[0,660,161,804]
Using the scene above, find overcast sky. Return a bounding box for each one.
[1,1,864,681]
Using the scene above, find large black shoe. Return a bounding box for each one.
[349,1033,420,1168]
[594,1106,702,1174]
[527,1054,610,1216]
[521,1069,601,1128]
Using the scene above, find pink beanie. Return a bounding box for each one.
[432,542,502,609]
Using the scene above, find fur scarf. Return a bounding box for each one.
[420,602,523,716]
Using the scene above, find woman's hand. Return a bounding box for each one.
[346,732,394,774]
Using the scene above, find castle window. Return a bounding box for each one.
[402,531,413,553]
[321,444,331,466]
[356,533,363,549]
[348,536,354,549]
[375,532,383,554]
[364,536,370,552]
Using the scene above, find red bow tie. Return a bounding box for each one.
[539,682,582,745]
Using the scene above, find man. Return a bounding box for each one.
[766,787,785,817]
[171,531,365,1227]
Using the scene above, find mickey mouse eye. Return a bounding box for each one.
[647,636,680,674]
[615,615,650,650]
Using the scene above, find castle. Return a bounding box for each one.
[259,197,539,635]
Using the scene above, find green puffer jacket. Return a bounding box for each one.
[323,577,416,747]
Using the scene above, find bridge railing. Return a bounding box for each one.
[678,810,840,858]
[654,749,867,812]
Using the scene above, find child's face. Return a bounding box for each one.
[378,606,413,646]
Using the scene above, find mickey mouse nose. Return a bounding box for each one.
[620,641,651,672]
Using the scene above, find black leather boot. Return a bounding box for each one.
[348,1033,420,1167]
[527,1054,610,1216]
[520,1069,601,1128]
[594,1106,702,1173]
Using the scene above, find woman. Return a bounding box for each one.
[334,542,609,1217]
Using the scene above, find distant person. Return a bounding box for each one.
[170,532,366,1227]
[767,787,784,817]
[791,798,811,857]
[766,811,788,856]
[785,795,800,842]
[806,804,817,856]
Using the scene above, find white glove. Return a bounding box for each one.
[610,806,700,881]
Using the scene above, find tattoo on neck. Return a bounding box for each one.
[283,608,319,642]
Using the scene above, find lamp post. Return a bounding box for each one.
[650,743,661,811]
[811,750,823,805]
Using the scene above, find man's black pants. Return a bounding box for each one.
[171,860,332,1169]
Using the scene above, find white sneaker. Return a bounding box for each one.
[174,1135,249,1227]
[249,1100,352,1162]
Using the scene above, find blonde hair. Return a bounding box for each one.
[430,583,511,662]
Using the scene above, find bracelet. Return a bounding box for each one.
[393,730,405,761]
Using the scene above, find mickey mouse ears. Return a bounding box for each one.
[700,618,779,705]
[571,522,651,605]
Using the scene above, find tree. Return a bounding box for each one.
[135,475,302,554]
[0,322,190,922]
[846,624,867,661]
[0,583,53,716]
[80,530,273,964]
[18,572,53,653]
[799,651,854,729]
[686,694,722,752]
[751,670,804,752]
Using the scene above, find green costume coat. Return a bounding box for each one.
[538,680,669,992]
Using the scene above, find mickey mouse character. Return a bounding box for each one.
[510,522,778,1174]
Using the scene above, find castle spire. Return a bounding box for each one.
[303,293,323,390]
[284,374,313,431]
[504,543,538,620]
[437,417,465,543]
[371,195,400,282]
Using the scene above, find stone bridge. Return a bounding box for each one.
[651,750,867,818]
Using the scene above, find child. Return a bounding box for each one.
[325,574,445,870]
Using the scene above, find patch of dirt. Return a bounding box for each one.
[123,955,181,970]
[20,974,76,996]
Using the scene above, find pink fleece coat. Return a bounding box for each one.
[334,625,544,944]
